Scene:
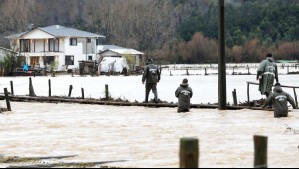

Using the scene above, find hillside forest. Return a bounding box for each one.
[0,0,299,64]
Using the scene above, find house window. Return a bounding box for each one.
[48,39,59,52]
[55,39,59,51]
[70,38,77,46]
[30,57,39,67]
[20,39,30,52]
[44,56,55,65]
[96,38,105,46]
[87,38,91,43]
[88,56,93,61]
[65,55,74,65]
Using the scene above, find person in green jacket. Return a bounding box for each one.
[257,53,279,97]
[262,83,297,118]
[142,58,161,103]
[175,78,193,113]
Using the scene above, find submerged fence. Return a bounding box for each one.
[246,81,299,108]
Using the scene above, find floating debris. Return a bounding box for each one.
[284,124,299,135]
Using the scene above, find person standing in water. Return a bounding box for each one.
[175,78,193,113]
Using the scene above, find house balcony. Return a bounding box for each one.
[18,51,64,57]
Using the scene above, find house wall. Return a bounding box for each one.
[34,39,44,52]
[79,38,96,55]
[22,29,54,39]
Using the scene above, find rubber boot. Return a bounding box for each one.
[144,93,149,103]
[154,90,158,103]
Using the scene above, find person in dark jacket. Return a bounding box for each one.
[175,78,193,113]
[257,53,279,97]
[262,83,297,118]
[142,58,161,103]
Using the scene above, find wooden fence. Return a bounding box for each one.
[246,81,299,108]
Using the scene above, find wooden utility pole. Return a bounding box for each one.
[218,0,227,110]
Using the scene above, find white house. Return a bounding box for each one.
[6,25,105,71]
[97,45,144,67]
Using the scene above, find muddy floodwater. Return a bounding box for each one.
[0,101,299,168]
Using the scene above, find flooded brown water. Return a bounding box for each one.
[0,101,299,168]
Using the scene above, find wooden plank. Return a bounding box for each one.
[0,95,271,110]
[247,81,299,89]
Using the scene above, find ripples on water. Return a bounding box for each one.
[0,101,298,168]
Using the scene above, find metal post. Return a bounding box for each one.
[218,0,227,110]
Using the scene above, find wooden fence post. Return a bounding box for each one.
[29,77,36,97]
[105,84,109,99]
[247,82,250,107]
[232,66,235,75]
[204,68,208,75]
[10,81,14,96]
[48,79,51,97]
[232,89,238,106]
[247,66,250,74]
[294,88,298,108]
[4,88,11,111]
[254,135,268,168]
[81,88,85,99]
[179,137,199,168]
[68,85,73,97]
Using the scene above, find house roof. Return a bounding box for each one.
[6,25,105,39]
[98,45,126,52]
[98,45,144,55]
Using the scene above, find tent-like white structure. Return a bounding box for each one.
[97,45,144,67]
[98,57,129,73]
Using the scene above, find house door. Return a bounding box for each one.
[30,57,40,67]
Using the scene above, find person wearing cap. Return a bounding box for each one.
[175,78,193,113]
[257,53,279,97]
[262,83,297,118]
[142,58,161,103]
